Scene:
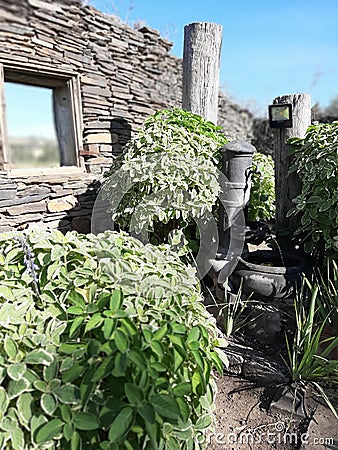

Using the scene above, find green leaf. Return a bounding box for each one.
[138,402,155,424]
[111,353,128,377]
[0,387,9,415]
[87,339,101,357]
[63,422,74,442]
[69,316,84,338]
[108,407,134,443]
[128,350,147,369]
[188,341,200,351]
[99,398,125,428]
[43,358,58,383]
[319,202,331,212]
[25,349,54,365]
[153,323,168,341]
[307,195,322,203]
[150,394,180,420]
[214,347,229,369]
[35,418,64,443]
[110,289,124,313]
[10,427,24,450]
[59,343,85,355]
[61,362,84,385]
[33,379,47,392]
[7,378,30,399]
[176,397,190,422]
[113,328,129,353]
[195,414,212,430]
[71,431,82,450]
[191,371,203,395]
[74,412,100,431]
[67,306,84,315]
[92,356,114,383]
[85,314,104,334]
[30,414,47,438]
[41,393,57,416]
[67,290,86,309]
[60,404,71,422]
[51,244,65,261]
[5,247,22,265]
[1,416,18,432]
[103,318,116,340]
[0,286,14,301]
[16,393,33,426]
[167,436,180,450]
[7,363,26,381]
[173,349,184,372]
[187,326,200,343]
[56,384,80,405]
[210,351,224,375]
[4,337,18,360]
[172,382,191,397]
[192,350,205,373]
[124,383,144,405]
[149,340,164,359]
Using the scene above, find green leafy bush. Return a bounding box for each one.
[0,230,226,449]
[247,152,275,222]
[287,122,338,259]
[102,108,228,243]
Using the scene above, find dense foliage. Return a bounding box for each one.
[0,230,226,449]
[102,108,228,244]
[287,122,338,259]
[247,152,275,222]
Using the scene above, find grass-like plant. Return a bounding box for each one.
[285,275,338,418]
[220,280,251,338]
[315,258,338,330]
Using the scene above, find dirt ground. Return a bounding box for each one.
[207,375,338,450]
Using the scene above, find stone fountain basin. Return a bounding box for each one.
[230,250,309,301]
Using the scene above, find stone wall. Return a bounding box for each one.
[218,94,254,142]
[0,0,253,233]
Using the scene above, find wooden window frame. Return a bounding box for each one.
[0,62,83,173]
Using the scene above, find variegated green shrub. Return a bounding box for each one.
[102,108,228,243]
[0,229,226,449]
[247,152,275,222]
[287,122,338,259]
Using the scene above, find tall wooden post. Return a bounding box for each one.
[273,93,311,244]
[182,22,222,123]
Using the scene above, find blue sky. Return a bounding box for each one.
[91,0,338,115]
[5,83,57,139]
[5,0,338,137]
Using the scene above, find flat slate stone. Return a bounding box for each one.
[6,200,47,216]
[47,195,78,212]
[0,194,49,209]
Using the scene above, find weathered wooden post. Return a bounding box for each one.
[272,93,311,246]
[182,22,222,123]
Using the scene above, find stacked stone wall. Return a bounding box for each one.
[0,0,253,232]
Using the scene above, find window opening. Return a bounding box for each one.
[4,82,60,169]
